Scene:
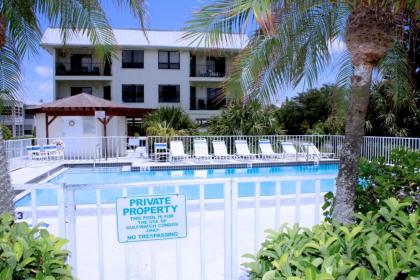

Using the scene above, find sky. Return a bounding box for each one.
[21,0,344,105]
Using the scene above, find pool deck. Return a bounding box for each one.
[10,155,338,185]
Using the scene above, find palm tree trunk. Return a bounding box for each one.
[332,64,373,224]
[0,130,14,215]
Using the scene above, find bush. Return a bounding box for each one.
[323,149,420,219]
[243,198,420,279]
[0,214,74,279]
[208,100,284,135]
[1,125,12,140]
[143,107,197,136]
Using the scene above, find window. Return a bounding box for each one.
[70,87,92,96]
[159,85,180,103]
[122,84,144,103]
[207,88,226,110]
[158,51,180,69]
[122,50,144,68]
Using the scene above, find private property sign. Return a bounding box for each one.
[116,194,187,243]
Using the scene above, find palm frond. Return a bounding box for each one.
[2,0,41,57]
[377,44,413,111]
[0,39,21,98]
[36,0,116,60]
[221,1,348,101]
[183,0,255,47]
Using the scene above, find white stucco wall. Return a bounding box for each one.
[34,114,126,139]
[52,48,236,121]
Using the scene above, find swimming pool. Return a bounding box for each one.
[16,164,338,207]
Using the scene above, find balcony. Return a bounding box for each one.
[190,64,225,78]
[55,62,111,76]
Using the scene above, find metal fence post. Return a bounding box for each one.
[66,187,78,276]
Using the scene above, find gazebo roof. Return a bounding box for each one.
[28,93,153,117]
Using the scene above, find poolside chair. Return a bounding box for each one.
[193,139,212,160]
[212,140,235,159]
[258,139,282,159]
[281,142,305,160]
[234,140,257,159]
[302,142,335,160]
[26,145,47,160]
[43,144,64,160]
[153,142,169,161]
[169,140,190,161]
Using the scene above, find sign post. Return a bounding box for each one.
[116,194,187,243]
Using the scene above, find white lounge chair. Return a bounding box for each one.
[259,139,282,159]
[212,140,234,159]
[26,145,47,160]
[235,140,257,159]
[302,143,335,160]
[281,142,305,160]
[154,142,169,161]
[43,144,64,160]
[169,140,190,161]
[193,139,212,160]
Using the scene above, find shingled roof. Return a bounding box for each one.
[28,93,153,117]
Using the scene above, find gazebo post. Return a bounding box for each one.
[97,116,113,160]
[45,114,57,144]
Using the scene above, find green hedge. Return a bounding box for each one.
[323,149,420,220]
[0,214,75,279]
[243,198,420,279]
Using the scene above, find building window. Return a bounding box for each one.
[207,88,226,110]
[70,87,92,96]
[159,85,180,103]
[158,51,180,69]
[122,50,144,68]
[122,84,144,103]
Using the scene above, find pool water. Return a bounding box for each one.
[16,164,338,207]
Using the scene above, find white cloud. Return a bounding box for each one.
[34,66,53,78]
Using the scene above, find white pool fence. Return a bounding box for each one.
[14,174,336,280]
[5,135,420,171]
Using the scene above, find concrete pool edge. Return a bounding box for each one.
[15,159,339,184]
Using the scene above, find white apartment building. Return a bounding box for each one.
[40,28,247,135]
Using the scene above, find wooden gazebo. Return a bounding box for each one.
[28,93,154,140]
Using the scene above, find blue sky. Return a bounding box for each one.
[21,0,343,104]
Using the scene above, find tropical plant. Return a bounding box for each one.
[324,149,420,220]
[208,99,284,135]
[143,107,197,136]
[185,0,419,223]
[366,82,420,137]
[0,213,74,279]
[276,85,345,135]
[0,125,11,140]
[243,198,420,279]
[0,0,146,215]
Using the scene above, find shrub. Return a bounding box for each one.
[1,125,12,140]
[243,198,420,279]
[323,149,420,219]
[143,107,197,136]
[0,214,74,279]
[208,100,284,135]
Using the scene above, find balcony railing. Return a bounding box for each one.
[190,64,225,78]
[55,62,111,76]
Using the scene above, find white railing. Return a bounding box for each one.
[14,174,335,280]
[5,135,420,171]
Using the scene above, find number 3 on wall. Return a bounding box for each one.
[16,212,23,220]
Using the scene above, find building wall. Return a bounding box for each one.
[56,80,110,99]
[52,48,235,121]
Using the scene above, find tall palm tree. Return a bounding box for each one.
[184,0,418,223]
[0,0,147,215]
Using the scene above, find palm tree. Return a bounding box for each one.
[0,0,147,215]
[184,0,418,223]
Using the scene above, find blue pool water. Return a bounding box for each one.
[16,164,338,207]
